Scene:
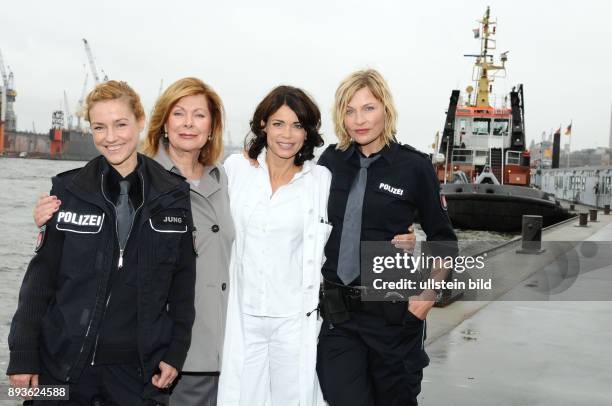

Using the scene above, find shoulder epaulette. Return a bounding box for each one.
[399,143,430,159]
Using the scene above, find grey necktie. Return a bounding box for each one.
[116,180,134,250]
[337,154,381,285]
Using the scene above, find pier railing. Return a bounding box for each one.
[452,148,521,167]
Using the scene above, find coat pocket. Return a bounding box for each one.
[148,209,189,296]
[317,222,333,244]
[149,209,188,265]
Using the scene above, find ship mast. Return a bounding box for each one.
[471,6,507,108]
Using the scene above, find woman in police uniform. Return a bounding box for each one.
[34,77,235,406]
[316,69,457,406]
[9,81,196,405]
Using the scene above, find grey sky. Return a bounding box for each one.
[2,0,611,152]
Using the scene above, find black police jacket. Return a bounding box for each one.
[7,154,196,383]
[318,141,458,284]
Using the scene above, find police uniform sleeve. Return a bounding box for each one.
[416,159,458,256]
[161,199,197,371]
[7,181,65,375]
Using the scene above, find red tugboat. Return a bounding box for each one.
[435,7,570,232]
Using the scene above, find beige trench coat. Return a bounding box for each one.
[155,148,234,372]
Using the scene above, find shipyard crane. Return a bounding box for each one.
[82,38,108,84]
[0,49,17,131]
[75,71,88,130]
[0,50,16,101]
[7,68,14,91]
[63,90,73,130]
[0,49,8,87]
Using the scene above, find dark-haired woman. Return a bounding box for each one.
[217,85,330,405]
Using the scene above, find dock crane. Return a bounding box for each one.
[0,50,14,95]
[0,49,17,131]
[0,51,7,88]
[63,90,73,130]
[82,38,108,84]
[74,70,88,130]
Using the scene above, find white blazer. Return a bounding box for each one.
[218,153,331,406]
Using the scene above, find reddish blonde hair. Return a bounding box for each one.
[142,77,225,166]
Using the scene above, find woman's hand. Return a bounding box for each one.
[33,193,61,228]
[408,289,437,320]
[391,225,416,252]
[9,373,39,388]
[151,361,178,390]
[242,149,259,168]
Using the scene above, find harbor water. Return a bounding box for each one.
[0,158,88,396]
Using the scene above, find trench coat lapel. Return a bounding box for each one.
[191,166,222,199]
[154,147,222,198]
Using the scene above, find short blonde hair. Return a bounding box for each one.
[85,80,145,123]
[332,69,398,150]
[142,77,225,166]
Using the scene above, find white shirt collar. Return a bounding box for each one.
[257,148,314,181]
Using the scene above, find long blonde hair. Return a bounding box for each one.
[142,77,225,165]
[332,69,398,150]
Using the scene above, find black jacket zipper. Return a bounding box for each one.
[90,172,145,366]
[64,170,188,381]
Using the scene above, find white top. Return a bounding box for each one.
[235,151,307,317]
[219,152,332,406]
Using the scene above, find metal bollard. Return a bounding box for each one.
[579,212,588,226]
[604,204,610,215]
[569,204,575,211]
[589,209,598,222]
[517,215,545,254]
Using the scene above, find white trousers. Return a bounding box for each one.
[240,313,301,406]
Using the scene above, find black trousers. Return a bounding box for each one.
[32,360,168,406]
[317,304,429,406]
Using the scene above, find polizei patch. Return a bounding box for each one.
[56,211,105,234]
[378,182,405,197]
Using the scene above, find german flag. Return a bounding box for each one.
[565,122,572,136]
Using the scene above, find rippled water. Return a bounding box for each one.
[0,158,86,399]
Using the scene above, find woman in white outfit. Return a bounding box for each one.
[218,85,331,406]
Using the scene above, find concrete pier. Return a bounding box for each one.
[421,213,612,405]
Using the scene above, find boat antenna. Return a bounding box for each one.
[464,6,508,108]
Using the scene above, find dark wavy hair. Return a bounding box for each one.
[246,85,324,166]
